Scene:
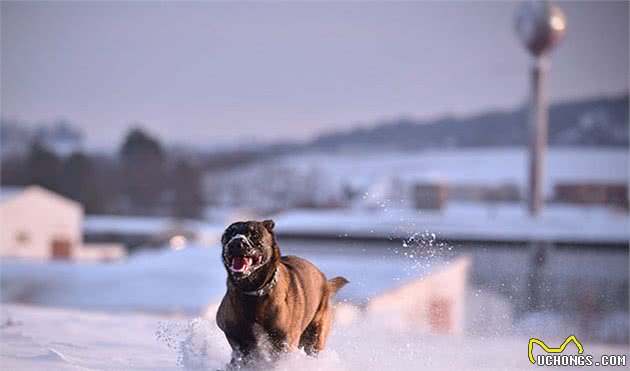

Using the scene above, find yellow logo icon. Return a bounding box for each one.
[528,335,584,364]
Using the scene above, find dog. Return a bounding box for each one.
[216,219,348,367]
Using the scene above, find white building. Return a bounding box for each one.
[0,186,83,259]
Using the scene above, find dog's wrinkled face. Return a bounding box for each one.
[221,220,276,280]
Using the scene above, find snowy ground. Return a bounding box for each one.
[1,245,628,369]
[0,245,446,312]
[2,303,628,371]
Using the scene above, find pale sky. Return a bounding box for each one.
[1,1,628,149]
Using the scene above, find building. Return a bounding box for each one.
[553,182,628,209]
[413,181,449,210]
[0,185,83,259]
[366,256,471,335]
[0,185,125,261]
[449,183,521,203]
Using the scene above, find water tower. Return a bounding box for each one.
[515,0,567,311]
[515,0,566,216]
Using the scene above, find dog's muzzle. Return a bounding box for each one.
[224,235,264,276]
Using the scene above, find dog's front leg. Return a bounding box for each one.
[225,348,246,370]
[225,337,257,369]
[225,351,243,370]
[266,328,300,356]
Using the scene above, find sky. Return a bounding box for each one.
[1,1,628,150]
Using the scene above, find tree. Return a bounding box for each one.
[60,152,107,214]
[1,155,30,186]
[119,127,165,214]
[60,152,89,202]
[27,141,61,193]
[172,158,205,219]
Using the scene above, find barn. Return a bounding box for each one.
[0,185,83,259]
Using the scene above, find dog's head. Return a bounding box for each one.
[221,219,279,281]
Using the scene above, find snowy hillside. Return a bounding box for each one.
[205,148,628,210]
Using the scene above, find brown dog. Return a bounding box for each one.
[216,219,348,366]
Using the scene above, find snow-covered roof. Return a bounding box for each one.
[0,185,82,210]
[0,186,24,201]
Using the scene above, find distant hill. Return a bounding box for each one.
[304,94,629,151]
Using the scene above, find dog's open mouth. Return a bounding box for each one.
[229,255,263,274]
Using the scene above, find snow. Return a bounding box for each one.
[2,304,628,371]
[1,245,628,369]
[0,247,225,314]
[207,148,628,209]
[0,186,23,202]
[83,215,187,235]
[83,216,225,247]
[1,304,178,370]
[0,245,442,312]
[276,148,628,196]
[272,203,629,243]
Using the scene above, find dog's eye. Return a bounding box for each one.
[221,231,233,244]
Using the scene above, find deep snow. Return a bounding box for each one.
[2,303,628,371]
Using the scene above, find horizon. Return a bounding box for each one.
[3,90,627,153]
[1,1,628,150]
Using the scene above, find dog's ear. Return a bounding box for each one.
[262,219,275,232]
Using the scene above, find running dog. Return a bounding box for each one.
[216,219,348,366]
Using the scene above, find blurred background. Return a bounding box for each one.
[0,1,628,368]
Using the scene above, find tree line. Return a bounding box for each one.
[1,127,205,219]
